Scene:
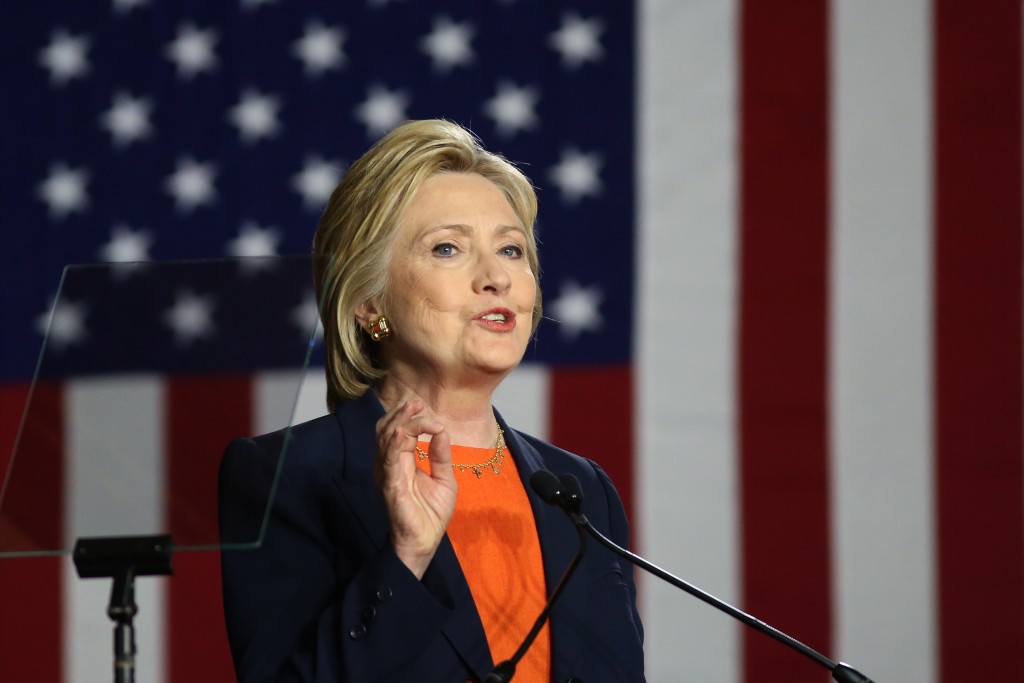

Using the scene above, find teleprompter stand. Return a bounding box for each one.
[0,259,323,678]
[73,534,174,683]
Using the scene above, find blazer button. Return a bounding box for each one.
[362,606,376,622]
[564,678,583,683]
[348,624,367,640]
[376,586,392,602]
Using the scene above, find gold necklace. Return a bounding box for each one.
[415,424,506,479]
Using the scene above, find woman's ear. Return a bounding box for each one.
[354,301,380,329]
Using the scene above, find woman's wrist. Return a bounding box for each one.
[392,539,437,580]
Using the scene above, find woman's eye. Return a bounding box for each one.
[500,244,524,258]
[432,242,457,257]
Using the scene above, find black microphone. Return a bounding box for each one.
[539,470,876,683]
[479,471,588,683]
[529,468,564,505]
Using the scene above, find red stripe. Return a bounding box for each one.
[165,375,251,682]
[0,382,64,683]
[0,383,31,489]
[549,366,634,538]
[0,382,67,552]
[934,2,1024,680]
[739,1,832,679]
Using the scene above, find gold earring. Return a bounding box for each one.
[368,315,391,341]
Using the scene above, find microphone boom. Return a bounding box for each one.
[543,471,876,683]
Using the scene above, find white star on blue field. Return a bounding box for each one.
[6,1,635,381]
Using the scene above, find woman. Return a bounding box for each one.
[219,120,645,683]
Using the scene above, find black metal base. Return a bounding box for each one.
[73,534,174,683]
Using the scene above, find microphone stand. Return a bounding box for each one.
[72,534,174,683]
[548,472,875,683]
[481,516,588,682]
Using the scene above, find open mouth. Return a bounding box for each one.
[476,309,516,330]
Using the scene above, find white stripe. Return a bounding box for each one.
[638,1,740,680]
[494,363,549,440]
[830,2,937,680]
[254,368,329,434]
[65,376,166,683]
[292,370,330,426]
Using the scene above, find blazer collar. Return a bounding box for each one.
[332,390,388,548]
[330,391,495,679]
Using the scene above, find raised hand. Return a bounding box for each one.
[375,399,457,579]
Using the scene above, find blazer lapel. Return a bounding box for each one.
[331,391,390,550]
[331,391,494,679]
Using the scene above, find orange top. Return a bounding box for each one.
[416,441,551,682]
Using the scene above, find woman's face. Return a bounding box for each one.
[379,172,537,386]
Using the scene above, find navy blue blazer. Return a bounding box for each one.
[219,390,645,683]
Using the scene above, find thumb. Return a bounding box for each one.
[427,428,454,483]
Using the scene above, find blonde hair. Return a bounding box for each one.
[313,119,541,410]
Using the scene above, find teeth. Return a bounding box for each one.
[482,313,506,322]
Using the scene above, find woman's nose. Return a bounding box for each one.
[474,253,512,294]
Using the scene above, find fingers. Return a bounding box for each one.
[375,400,443,477]
[373,400,457,578]
[377,400,441,443]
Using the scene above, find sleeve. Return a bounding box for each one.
[218,437,458,683]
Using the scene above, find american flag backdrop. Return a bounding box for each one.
[0,1,1021,683]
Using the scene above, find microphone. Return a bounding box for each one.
[479,471,588,683]
[538,470,876,683]
[528,468,563,503]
